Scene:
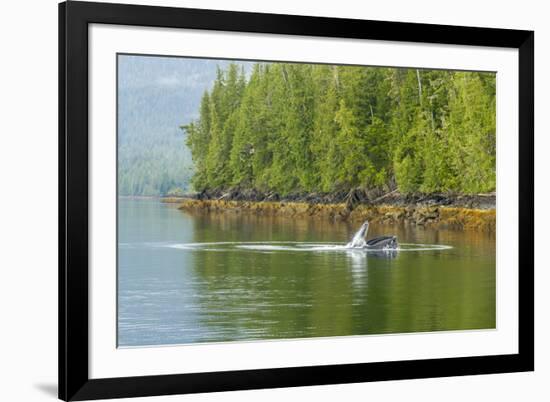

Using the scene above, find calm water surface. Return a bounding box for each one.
[118,198,495,347]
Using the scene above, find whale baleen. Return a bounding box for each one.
[347,221,398,250]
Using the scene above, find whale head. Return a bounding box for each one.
[357,221,369,239]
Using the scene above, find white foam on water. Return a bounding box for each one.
[237,244,348,252]
[153,241,453,253]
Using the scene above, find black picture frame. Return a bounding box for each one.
[59,1,534,400]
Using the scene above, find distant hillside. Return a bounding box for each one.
[117,55,252,196]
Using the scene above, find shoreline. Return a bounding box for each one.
[167,195,495,232]
[162,188,495,208]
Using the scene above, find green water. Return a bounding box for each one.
[117,198,495,347]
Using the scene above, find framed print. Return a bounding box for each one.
[59,1,534,400]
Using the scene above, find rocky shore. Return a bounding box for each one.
[163,188,496,232]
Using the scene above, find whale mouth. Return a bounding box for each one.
[347,221,370,248]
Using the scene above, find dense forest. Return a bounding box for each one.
[183,63,496,196]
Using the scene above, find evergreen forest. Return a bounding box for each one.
[183,63,496,196]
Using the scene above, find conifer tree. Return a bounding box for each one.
[185,63,496,196]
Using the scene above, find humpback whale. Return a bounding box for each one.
[347,221,398,250]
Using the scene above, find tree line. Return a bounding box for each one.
[183,62,496,196]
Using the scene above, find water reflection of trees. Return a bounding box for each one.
[183,212,496,342]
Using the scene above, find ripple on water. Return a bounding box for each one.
[159,241,452,253]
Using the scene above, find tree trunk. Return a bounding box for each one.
[416,69,423,106]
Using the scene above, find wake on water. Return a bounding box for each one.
[163,241,452,253]
[163,223,451,253]
[120,222,452,253]
[119,221,452,254]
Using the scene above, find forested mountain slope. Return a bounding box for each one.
[117,55,252,196]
